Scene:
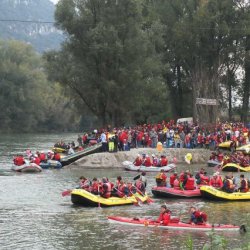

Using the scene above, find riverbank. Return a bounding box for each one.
[70,148,211,169]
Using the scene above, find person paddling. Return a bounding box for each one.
[238,174,249,192]
[155,169,167,187]
[155,205,171,225]
[189,207,207,225]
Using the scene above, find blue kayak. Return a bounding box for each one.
[40,160,62,169]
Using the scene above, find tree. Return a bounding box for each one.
[0,39,78,132]
[45,0,169,127]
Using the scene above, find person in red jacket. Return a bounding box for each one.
[39,151,47,162]
[100,178,112,198]
[209,173,223,188]
[238,174,249,192]
[90,178,99,195]
[189,207,207,225]
[79,176,90,190]
[155,169,167,187]
[142,155,152,167]
[31,155,41,165]
[159,155,168,166]
[170,172,178,187]
[116,180,129,197]
[199,172,210,185]
[133,154,142,166]
[183,174,195,190]
[156,205,171,225]
[53,152,61,161]
[13,155,25,166]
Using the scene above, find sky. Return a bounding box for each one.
[50,0,59,4]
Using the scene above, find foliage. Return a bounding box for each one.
[44,0,170,126]
[1,0,250,131]
[0,39,78,132]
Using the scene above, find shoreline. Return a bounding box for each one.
[70,148,211,169]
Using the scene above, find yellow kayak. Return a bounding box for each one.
[71,189,149,207]
[218,141,232,149]
[221,163,250,172]
[52,147,67,153]
[200,186,250,201]
[236,144,250,154]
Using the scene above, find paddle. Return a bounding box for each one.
[61,189,72,197]
[113,187,141,206]
[134,187,154,204]
[133,174,141,181]
[97,185,102,209]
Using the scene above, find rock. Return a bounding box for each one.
[70,148,211,169]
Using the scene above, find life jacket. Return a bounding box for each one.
[135,180,145,193]
[102,182,112,198]
[217,154,224,162]
[117,183,127,197]
[156,173,167,181]
[160,157,168,166]
[14,156,25,166]
[193,211,207,223]
[209,176,223,188]
[184,177,195,190]
[134,158,142,166]
[54,153,61,161]
[144,157,152,167]
[157,211,171,225]
[179,173,185,182]
[173,179,180,189]
[170,175,177,187]
[32,157,41,165]
[80,179,90,189]
[200,174,209,185]
[226,179,234,189]
[240,179,249,192]
[91,182,99,194]
[39,153,46,162]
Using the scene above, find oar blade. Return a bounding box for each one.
[61,189,72,197]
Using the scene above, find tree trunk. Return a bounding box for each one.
[228,79,232,121]
[176,64,183,117]
[242,35,250,123]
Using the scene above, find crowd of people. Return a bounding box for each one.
[209,150,250,167]
[154,168,249,193]
[77,174,147,199]
[13,150,61,166]
[133,153,170,167]
[79,121,249,152]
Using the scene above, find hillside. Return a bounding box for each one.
[0,0,63,52]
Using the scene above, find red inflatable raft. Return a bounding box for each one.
[151,186,201,198]
[108,216,242,232]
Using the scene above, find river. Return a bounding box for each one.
[0,133,249,250]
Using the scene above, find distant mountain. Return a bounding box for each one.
[0,0,64,53]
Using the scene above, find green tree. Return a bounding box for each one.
[0,39,78,132]
[45,0,169,127]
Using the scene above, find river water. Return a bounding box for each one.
[0,133,249,250]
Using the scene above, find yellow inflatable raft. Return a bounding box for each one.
[221,163,250,172]
[200,186,250,201]
[218,141,232,149]
[71,189,150,207]
[52,147,67,153]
